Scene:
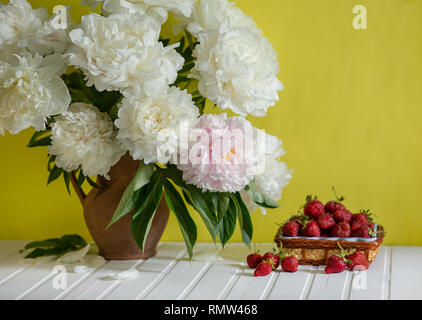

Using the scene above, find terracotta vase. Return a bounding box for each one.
[70,154,170,260]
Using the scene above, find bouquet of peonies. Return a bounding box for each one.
[0,0,293,257]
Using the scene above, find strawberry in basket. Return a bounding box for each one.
[274,187,385,268]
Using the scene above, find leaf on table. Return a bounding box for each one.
[21,234,88,259]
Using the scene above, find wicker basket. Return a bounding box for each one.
[274,225,385,265]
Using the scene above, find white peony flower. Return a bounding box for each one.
[0,0,71,59]
[177,0,261,37]
[241,132,293,214]
[102,0,196,24]
[115,86,200,164]
[66,12,184,95]
[255,132,293,202]
[0,53,70,135]
[49,103,125,179]
[190,28,283,117]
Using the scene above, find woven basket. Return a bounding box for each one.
[274,225,385,265]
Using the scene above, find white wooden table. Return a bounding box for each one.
[0,241,420,300]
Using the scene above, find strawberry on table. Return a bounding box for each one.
[263,251,280,269]
[281,256,299,273]
[346,251,370,271]
[254,260,274,277]
[247,252,263,268]
[325,255,347,274]
[325,244,350,274]
[330,221,351,237]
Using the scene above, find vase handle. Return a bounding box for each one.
[70,172,86,204]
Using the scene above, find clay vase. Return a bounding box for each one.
[70,154,170,260]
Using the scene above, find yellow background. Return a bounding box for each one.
[1,0,422,245]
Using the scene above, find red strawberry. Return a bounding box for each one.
[330,221,351,237]
[351,226,371,238]
[254,260,274,277]
[325,255,347,274]
[346,251,369,271]
[247,253,263,268]
[263,252,280,269]
[325,243,350,274]
[333,209,352,223]
[304,196,325,219]
[325,187,346,214]
[351,212,372,231]
[317,213,336,229]
[281,256,299,273]
[289,215,302,222]
[303,220,321,237]
[282,221,300,237]
[325,201,346,214]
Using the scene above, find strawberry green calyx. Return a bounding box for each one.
[331,186,345,202]
[336,243,354,265]
[359,209,377,221]
[305,194,319,203]
[262,259,275,269]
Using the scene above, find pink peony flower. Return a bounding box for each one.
[177,113,259,193]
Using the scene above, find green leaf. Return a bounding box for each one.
[77,170,85,188]
[217,193,230,222]
[22,234,87,259]
[174,76,189,84]
[233,193,253,247]
[68,88,91,104]
[245,179,280,209]
[131,175,163,251]
[163,179,197,259]
[27,136,51,148]
[185,30,195,50]
[107,162,154,228]
[193,97,206,114]
[86,176,100,189]
[28,130,49,147]
[63,171,71,195]
[47,166,63,185]
[59,234,87,248]
[176,36,185,55]
[160,38,170,46]
[22,239,60,251]
[217,196,237,247]
[47,155,56,172]
[62,70,122,114]
[157,165,218,241]
[25,247,66,259]
[178,61,195,74]
[182,187,218,242]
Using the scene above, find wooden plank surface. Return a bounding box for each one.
[390,246,422,300]
[0,242,419,300]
